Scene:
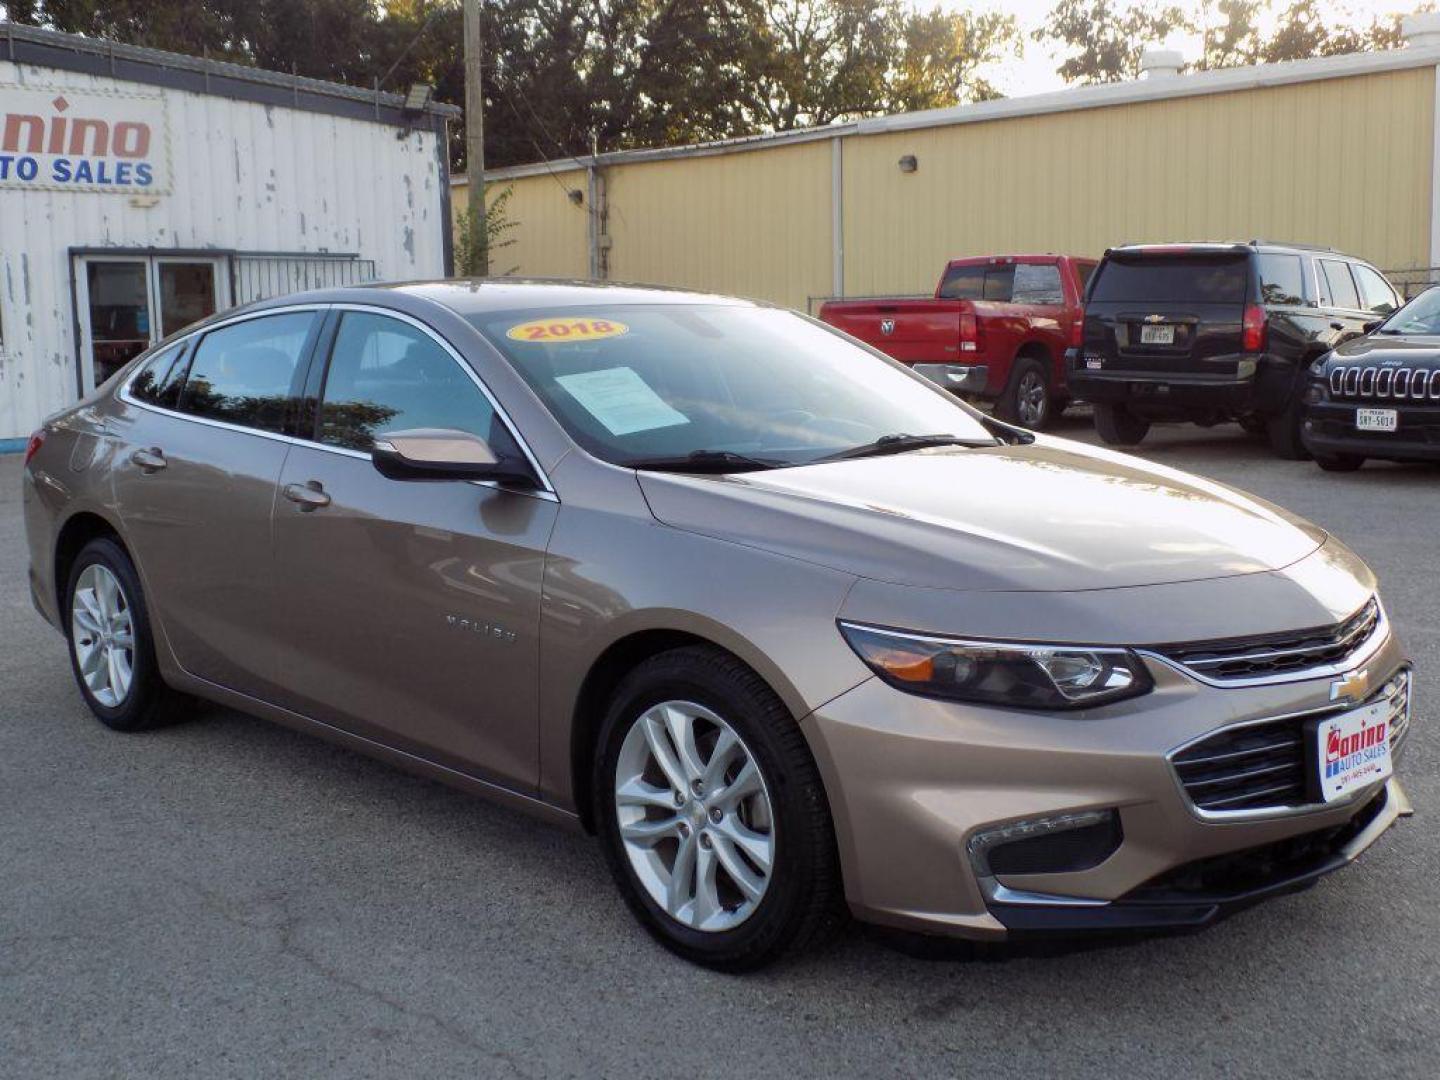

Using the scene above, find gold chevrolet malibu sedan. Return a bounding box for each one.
[22,282,1414,969]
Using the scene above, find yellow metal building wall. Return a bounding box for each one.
[603,140,834,310]
[842,68,1435,298]
[486,170,591,278]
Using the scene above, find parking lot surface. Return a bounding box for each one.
[2,417,1437,1080]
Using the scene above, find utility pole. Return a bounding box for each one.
[463,0,488,276]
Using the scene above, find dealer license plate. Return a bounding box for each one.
[1139,324,1175,345]
[1355,408,1398,432]
[1316,700,1393,803]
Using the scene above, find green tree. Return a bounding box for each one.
[1038,0,1189,83]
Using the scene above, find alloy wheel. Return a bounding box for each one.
[1017,370,1047,426]
[613,700,775,932]
[71,564,135,708]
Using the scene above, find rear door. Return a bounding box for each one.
[109,308,322,698]
[1082,250,1251,377]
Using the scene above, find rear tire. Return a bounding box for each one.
[996,357,1053,430]
[1093,403,1151,446]
[1315,453,1365,472]
[64,537,191,732]
[593,646,843,971]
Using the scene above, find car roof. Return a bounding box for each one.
[1107,241,1357,259]
[234,278,764,321]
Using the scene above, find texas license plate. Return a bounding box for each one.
[1139,324,1175,345]
[1355,408,1398,432]
[1316,700,1393,803]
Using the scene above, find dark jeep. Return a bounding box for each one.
[1302,284,1440,470]
[1066,242,1400,458]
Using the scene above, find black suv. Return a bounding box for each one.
[1066,242,1400,457]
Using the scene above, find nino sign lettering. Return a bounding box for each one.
[1,86,169,193]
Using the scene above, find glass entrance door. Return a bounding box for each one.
[75,255,229,391]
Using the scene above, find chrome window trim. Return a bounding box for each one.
[1165,666,1410,823]
[1136,600,1389,690]
[118,301,559,503]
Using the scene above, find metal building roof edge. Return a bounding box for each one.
[480,41,1440,182]
[0,21,461,126]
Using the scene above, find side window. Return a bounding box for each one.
[1011,264,1064,305]
[1257,253,1306,306]
[1319,260,1361,311]
[937,266,984,299]
[982,266,1015,301]
[178,312,316,433]
[129,341,187,409]
[318,312,517,455]
[1352,264,1399,315]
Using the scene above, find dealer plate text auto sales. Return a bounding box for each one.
[1317,700,1393,802]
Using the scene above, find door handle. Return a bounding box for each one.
[283,480,332,511]
[130,447,166,473]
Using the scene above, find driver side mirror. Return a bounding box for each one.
[371,428,538,487]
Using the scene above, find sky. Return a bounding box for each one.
[938,0,1424,97]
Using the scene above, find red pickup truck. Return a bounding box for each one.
[818,254,1096,429]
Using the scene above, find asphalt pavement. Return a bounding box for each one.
[2,416,1437,1079]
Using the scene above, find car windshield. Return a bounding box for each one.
[1378,287,1440,335]
[470,304,996,468]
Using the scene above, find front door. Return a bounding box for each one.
[75,254,229,390]
[270,309,557,792]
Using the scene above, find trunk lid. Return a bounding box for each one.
[1082,248,1254,377]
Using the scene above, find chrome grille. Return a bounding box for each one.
[1153,599,1380,683]
[1329,364,1440,401]
[1170,669,1410,815]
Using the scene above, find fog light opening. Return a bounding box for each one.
[967,809,1123,893]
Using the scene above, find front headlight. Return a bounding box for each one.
[838,623,1153,709]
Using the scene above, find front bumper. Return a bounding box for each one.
[1303,400,1440,462]
[801,630,1413,941]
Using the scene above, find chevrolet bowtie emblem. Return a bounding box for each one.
[1330,668,1369,703]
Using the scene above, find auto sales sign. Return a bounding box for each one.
[1,86,169,193]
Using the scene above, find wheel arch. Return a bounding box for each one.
[568,624,809,834]
[53,510,128,627]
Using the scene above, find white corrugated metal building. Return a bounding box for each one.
[0,23,460,448]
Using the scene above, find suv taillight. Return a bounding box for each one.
[959,312,979,353]
[23,429,46,467]
[1242,303,1267,352]
[1069,316,1085,349]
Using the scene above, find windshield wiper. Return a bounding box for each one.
[626,449,784,473]
[811,432,991,464]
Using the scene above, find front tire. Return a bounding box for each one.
[996,357,1053,429]
[593,646,842,970]
[1315,452,1365,472]
[1265,394,1311,460]
[1093,402,1151,446]
[65,537,190,732]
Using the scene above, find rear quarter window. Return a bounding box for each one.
[1089,255,1249,304]
[1257,253,1307,306]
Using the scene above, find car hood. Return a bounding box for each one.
[1332,333,1440,366]
[637,437,1327,593]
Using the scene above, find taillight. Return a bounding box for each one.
[1242,304,1267,352]
[23,428,46,467]
[959,312,979,353]
[1069,316,1085,349]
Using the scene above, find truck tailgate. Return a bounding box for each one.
[818,300,963,364]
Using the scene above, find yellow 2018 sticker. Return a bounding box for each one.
[506,317,629,343]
